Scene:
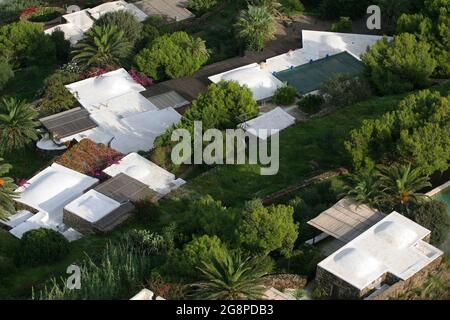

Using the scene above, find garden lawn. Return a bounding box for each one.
[180,82,450,207]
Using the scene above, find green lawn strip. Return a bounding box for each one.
[181,92,413,206]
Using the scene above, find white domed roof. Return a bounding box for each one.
[334,248,381,278]
[374,221,418,249]
[125,165,148,180]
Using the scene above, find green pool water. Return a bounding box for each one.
[434,187,450,215]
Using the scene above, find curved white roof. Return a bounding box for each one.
[318,212,443,290]
[374,221,418,249]
[209,63,284,101]
[103,152,185,195]
[333,248,383,279]
[44,9,94,45]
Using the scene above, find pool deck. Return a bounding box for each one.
[426,180,450,197]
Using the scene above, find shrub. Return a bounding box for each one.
[331,16,352,33]
[0,60,14,91]
[272,85,297,105]
[319,73,372,107]
[181,80,259,131]
[0,20,56,68]
[411,200,450,245]
[120,229,168,256]
[135,31,209,80]
[0,0,42,23]
[318,0,370,20]
[187,0,217,13]
[17,229,70,266]
[34,241,154,299]
[28,7,60,22]
[36,70,80,116]
[128,68,154,87]
[93,10,143,47]
[238,203,299,257]
[362,34,437,94]
[280,0,305,17]
[56,139,123,176]
[297,94,325,114]
[49,30,70,64]
[0,255,16,277]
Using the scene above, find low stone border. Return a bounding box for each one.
[426,180,450,197]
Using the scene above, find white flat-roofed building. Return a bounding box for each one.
[208,30,389,101]
[87,0,148,21]
[103,152,186,195]
[240,107,296,140]
[315,212,444,299]
[5,163,98,240]
[64,190,121,224]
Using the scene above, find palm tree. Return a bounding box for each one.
[235,5,276,52]
[377,163,431,214]
[0,98,39,154]
[72,25,132,68]
[191,251,268,300]
[0,158,18,221]
[344,170,383,210]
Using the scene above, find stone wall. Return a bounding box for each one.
[315,255,444,300]
[368,256,443,300]
[63,208,96,235]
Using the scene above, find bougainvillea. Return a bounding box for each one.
[128,69,154,87]
[56,139,123,177]
[20,7,39,19]
[81,66,116,79]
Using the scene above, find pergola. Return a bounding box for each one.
[308,197,385,243]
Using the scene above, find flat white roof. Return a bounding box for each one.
[88,0,148,22]
[209,63,284,101]
[66,68,146,111]
[240,107,296,140]
[65,190,121,223]
[208,30,389,100]
[103,152,185,195]
[44,9,94,45]
[302,30,389,60]
[318,212,443,290]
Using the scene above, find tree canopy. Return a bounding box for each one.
[411,200,450,245]
[345,89,450,175]
[362,33,436,94]
[135,31,209,80]
[238,200,299,257]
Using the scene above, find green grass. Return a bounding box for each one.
[181,94,404,206]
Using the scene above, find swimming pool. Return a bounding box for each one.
[427,181,450,215]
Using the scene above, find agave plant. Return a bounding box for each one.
[72,25,132,68]
[0,98,39,154]
[0,158,18,221]
[191,251,268,300]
